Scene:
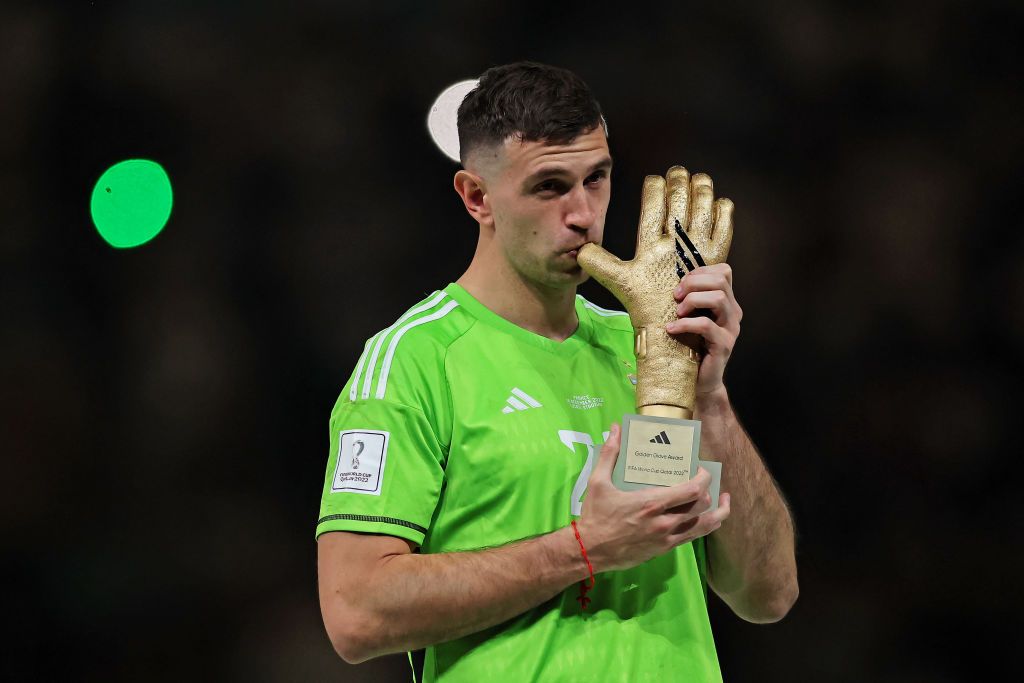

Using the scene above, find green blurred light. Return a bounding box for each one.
[90,159,173,248]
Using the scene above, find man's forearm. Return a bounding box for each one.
[695,386,798,622]
[323,526,588,663]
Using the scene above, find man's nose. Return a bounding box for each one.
[565,185,597,231]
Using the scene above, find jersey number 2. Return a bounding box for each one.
[559,430,610,516]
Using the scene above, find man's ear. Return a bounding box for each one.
[453,169,493,228]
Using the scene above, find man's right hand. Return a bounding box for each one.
[575,423,730,573]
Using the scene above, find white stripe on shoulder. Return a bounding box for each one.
[348,334,379,402]
[359,291,448,400]
[580,297,629,317]
[375,299,460,400]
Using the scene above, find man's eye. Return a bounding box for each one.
[535,180,563,193]
[586,171,606,184]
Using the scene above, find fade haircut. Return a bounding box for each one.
[457,61,607,166]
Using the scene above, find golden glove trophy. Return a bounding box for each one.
[578,166,733,501]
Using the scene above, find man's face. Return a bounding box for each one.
[482,126,612,290]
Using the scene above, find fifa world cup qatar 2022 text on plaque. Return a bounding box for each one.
[577,166,734,504]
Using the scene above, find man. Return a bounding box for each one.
[317,62,798,681]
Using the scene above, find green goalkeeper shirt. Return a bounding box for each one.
[317,283,721,682]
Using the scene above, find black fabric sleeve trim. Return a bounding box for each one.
[317,513,427,535]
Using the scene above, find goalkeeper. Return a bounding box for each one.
[316,61,798,682]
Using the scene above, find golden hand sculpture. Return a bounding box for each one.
[577,166,734,419]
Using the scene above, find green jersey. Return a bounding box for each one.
[317,283,721,682]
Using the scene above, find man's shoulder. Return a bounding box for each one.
[346,289,474,404]
[375,289,473,348]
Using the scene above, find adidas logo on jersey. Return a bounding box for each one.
[502,387,543,414]
[650,430,672,444]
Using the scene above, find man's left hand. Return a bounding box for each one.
[666,263,742,397]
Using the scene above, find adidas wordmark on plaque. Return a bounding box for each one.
[502,387,543,414]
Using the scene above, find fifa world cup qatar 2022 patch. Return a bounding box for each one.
[331,429,389,495]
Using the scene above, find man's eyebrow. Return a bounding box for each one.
[523,156,614,186]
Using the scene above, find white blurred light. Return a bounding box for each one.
[427,79,478,163]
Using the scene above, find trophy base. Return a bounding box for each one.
[611,413,721,512]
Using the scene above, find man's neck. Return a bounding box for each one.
[457,257,579,342]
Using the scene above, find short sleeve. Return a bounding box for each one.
[316,396,446,546]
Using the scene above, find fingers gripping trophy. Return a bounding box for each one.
[577,166,733,497]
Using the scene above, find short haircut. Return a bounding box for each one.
[457,61,606,165]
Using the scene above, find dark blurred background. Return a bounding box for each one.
[3,1,1021,680]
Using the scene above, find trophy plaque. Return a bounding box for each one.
[577,166,732,508]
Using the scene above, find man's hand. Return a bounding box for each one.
[668,263,742,397]
[576,423,731,572]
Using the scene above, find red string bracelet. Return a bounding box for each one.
[570,520,595,610]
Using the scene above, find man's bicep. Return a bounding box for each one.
[317,531,415,659]
[318,531,416,583]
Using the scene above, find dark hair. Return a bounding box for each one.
[457,61,606,165]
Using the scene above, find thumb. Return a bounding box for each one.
[592,423,621,482]
[577,243,628,297]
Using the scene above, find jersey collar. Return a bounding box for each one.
[444,283,594,355]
